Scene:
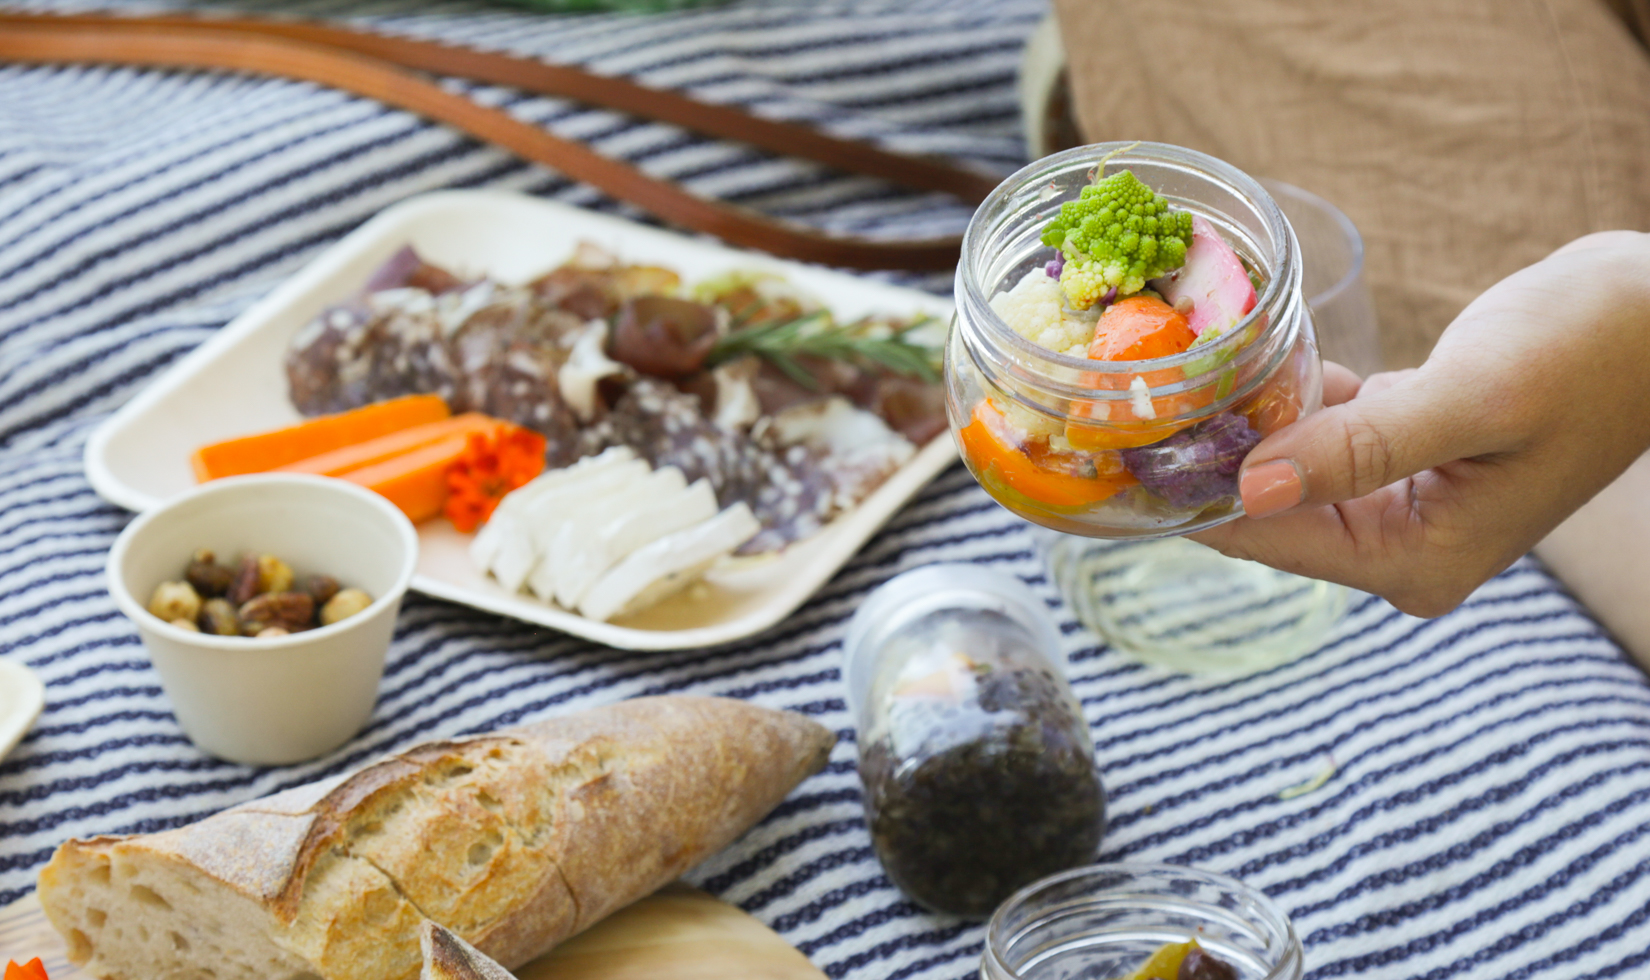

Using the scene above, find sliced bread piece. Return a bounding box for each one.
[421,922,513,980]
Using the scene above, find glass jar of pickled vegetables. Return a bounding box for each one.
[947,142,1323,538]
[981,864,1304,980]
[947,143,1346,675]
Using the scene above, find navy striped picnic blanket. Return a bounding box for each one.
[3,3,1650,978]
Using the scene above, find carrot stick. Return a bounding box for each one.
[191,394,450,482]
[336,431,481,524]
[276,413,500,476]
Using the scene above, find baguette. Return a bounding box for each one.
[37,696,835,980]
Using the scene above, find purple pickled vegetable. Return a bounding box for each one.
[362,245,467,295]
[1179,948,1239,980]
[1045,252,1065,279]
[1120,412,1261,510]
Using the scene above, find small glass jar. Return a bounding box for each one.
[947,142,1323,538]
[842,564,1106,918]
[982,864,1304,980]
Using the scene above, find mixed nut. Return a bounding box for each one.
[146,549,373,638]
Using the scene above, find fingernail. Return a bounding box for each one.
[1241,459,1303,518]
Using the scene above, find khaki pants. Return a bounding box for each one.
[1053,0,1650,368]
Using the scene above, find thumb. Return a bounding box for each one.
[1237,369,1495,518]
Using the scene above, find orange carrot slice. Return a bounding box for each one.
[276,413,500,476]
[191,394,450,482]
[1066,296,1202,450]
[336,431,479,524]
[959,400,1135,509]
[1243,352,1305,437]
[1086,295,1196,362]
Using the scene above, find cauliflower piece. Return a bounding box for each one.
[1042,168,1195,309]
[1128,375,1156,420]
[1000,394,1064,440]
[988,269,1096,356]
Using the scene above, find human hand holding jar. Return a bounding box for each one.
[1195,230,1650,619]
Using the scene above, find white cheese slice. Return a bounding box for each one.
[519,460,649,534]
[527,467,688,602]
[489,524,540,595]
[483,452,647,593]
[498,461,650,594]
[469,446,636,570]
[579,503,761,622]
[552,478,718,610]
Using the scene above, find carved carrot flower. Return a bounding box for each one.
[5,959,49,980]
[444,425,547,533]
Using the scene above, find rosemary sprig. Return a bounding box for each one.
[709,310,943,390]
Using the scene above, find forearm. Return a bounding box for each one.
[1536,451,1650,672]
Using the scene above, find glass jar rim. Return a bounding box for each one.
[983,861,1304,980]
[955,141,1297,378]
[840,563,1064,723]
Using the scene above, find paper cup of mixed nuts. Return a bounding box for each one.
[106,474,418,765]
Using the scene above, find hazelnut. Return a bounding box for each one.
[299,573,341,607]
[239,592,315,635]
[257,555,295,595]
[169,617,200,632]
[147,581,201,623]
[255,626,290,639]
[197,598,241,636]
[320,588,373,626]
[184,549,235,598]
[228,554,262,606]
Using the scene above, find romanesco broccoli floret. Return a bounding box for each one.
[1040,168,1195,309]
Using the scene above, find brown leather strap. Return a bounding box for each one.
[0,13,998,271]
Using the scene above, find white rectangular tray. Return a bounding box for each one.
[84,190,957,651]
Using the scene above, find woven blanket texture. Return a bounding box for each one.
[2,3,1650,979]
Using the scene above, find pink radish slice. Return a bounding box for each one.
[1150,215,1257,337]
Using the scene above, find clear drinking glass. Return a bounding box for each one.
[1258,179,1382,377]
[1043,534,1347,675]
[947,143,1346,674]
[981,864,1304,980]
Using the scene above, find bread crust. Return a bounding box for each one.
[38,695,835,980]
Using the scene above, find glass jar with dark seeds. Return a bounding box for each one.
[843,565,1106,918]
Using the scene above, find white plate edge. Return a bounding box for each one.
[0,660,46,763]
